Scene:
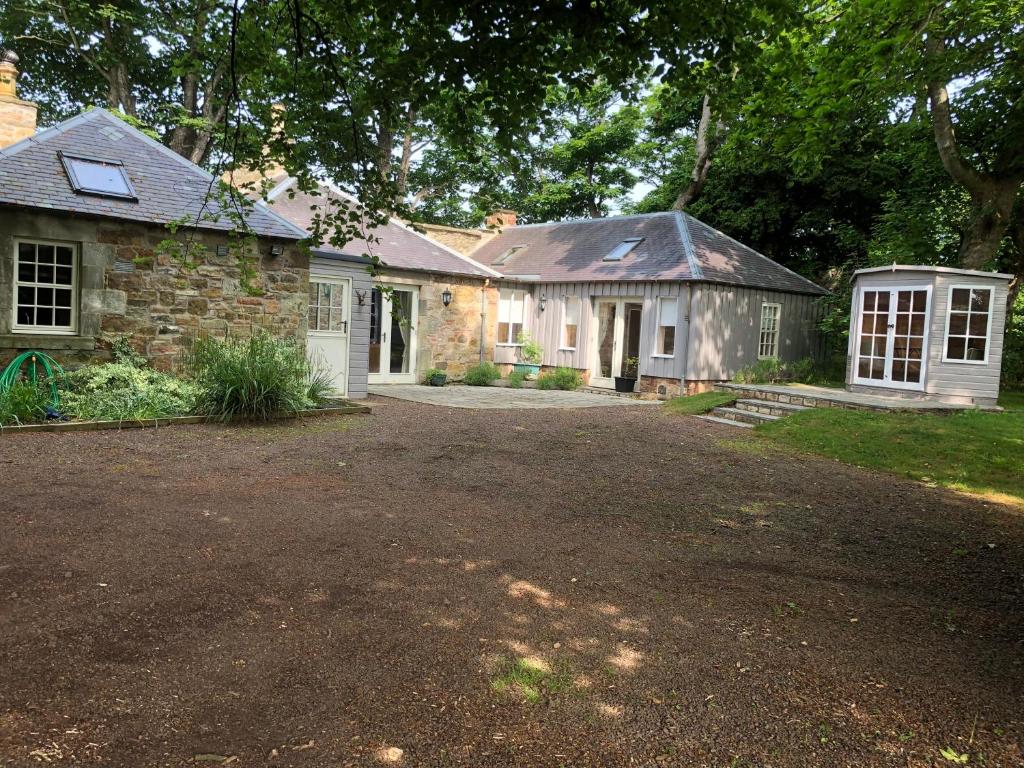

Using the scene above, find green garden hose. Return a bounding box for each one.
[0,350,65,408]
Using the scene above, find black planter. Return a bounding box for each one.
[614,376,636,393]
[427,373,447,387]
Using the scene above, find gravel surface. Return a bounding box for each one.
[1,398,1021,767]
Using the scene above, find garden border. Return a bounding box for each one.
[0,403,371,435]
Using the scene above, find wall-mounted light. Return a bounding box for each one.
[355,289,367,306]
[441,287,453,308]
[270,244,284,257]
[538,294,547,312]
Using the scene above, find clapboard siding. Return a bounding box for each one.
[686,283,824,381]
[846,269,1009,405]
[310,257,372,399]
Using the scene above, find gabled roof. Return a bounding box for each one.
[470,211,826,295]
[0,108,307,240]
[267,177,500,279]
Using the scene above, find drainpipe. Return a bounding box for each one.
[678,283,692,396]
[479,278,489,362]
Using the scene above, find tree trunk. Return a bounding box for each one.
[395,106,417,204]
[671,94,724,211]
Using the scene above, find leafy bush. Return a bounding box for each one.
[185,331,324,420]
[507,369,527,388]
[516,331,543,364]
[0,381,49,425]
[423,367,447,385]
[464,362,501,386]
[535,367,583,390]
[62,361,198,421]
[734,357,823,385]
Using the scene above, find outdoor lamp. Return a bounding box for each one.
[441,287,453,307]
[539,295,547,311]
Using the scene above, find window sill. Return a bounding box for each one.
[941,357,988,366]
[557,347,577,352]
[651,353,674,359]
[0,334,96,351]
[496,343,523,348]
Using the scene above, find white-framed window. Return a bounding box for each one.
[497,288,525,345]
[943,285,993,364]
[13,239,77,334]
[308,278,349,333]
[562,296,580,349]
[654,296,677,356]
[758,302,781,359]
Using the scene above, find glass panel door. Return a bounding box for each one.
[890,290,928,384]
[591,298,644,388]
[854,287,929,390]
[856,290,889,382]
[389,289,413,374]
[368,284,419,384]
[596,301,617,379]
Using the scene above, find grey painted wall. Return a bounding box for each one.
[846,269,1009,405]
[310,256,372,400]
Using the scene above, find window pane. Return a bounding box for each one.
[858,359,870,378]
[870,358,885,378]
[897,292,911,311]
[309,282,319,304]
[876,291,890,311]
[18,262,35,282]
[36,307,52,326]
[54,308,72,327]
[55,246,73,266]
[37,263,55,283]
[946,337,966,359]
[510,292,524,324]
[658,297,677,327]
[68,157,132,195]
[969,313,987,336]
[893,337,908,358]
[331,287,344,308]
[970,289,990,312]
[318,308,330,330]
[564,297,580,325]
[565,325,577,349]
[17,286,33,305]
[909,314,924,335]
[55,266,72,285]
[873,335,887,357]
[497,322,510,344]
[510,322,523,342]
[948,312,968,335]
[37,244,54,263]
[906,360,921,382]
[17,307,33,325]
[36,287,53,306]
[950,289,971,311]
[498,291,511,323]
[892,360,906,381]
[859,336,872,355]
[18,242,36,263]
[895,314,909,335]
[912,291,926,311]
[308,307,318,329]
[966,337,987,360]
[329,309,345,331]
[660,326,675,356]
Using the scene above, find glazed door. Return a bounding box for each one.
[307,276,351,395]
[368,285,419,384]
[590,298,643,388]
[853,286,930,390]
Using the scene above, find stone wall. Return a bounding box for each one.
[410,272,498,379]
[0,210,308,369]
[405,222,495,256]
[638,375,682,399]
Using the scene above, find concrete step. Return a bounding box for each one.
[710,406,781,426]
[733,398,809,417]
[695,414,754,429]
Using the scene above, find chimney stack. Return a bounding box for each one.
[485,209,517,229]
[0,51,38,148]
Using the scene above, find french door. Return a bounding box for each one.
[853,286,930,390]
[368,284,419,384]
[307,276,351,395]
[591,298,643,388]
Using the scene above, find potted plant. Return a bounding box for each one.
[512,331,543,379]
[615,356,639,393]
[424,367,448,386]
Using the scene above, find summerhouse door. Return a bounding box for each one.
[853,286,931,391]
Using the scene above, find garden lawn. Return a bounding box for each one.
[757,393,1024,503]
[662,390,736,415]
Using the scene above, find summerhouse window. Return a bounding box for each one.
[13,240,77,334]
[655,296,677,356]
[497,289,525,345]
[562,296,580,349]
[944,286,992,363]
[758,303,781,359]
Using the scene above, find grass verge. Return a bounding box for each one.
[756,400,1024,503]
[663,391,736,415]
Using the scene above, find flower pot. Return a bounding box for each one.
[614,376,636,393]
[512,362,542,379]
[427,373,447,387]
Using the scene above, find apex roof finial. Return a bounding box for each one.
[1,50,19,66]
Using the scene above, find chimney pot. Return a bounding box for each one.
[0,50,38,148]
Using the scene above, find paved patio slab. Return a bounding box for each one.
[369,383,661,409]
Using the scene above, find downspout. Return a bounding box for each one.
[679,283,692,395]
[479,278,489,363]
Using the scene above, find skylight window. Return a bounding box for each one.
[59,152,137,201]
[493,245,526,265]
[603,237,643,262]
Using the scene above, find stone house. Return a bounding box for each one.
[0,56,309,370]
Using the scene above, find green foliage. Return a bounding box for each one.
[663,391,736,415]
[111,336,146,367]
[185,332,322,420]
[535,367,583,391]
[1002,291,1024,391]
[516,331,543,364]
[463,362,501,386]
[507,369,527,388]
[490,656,575,705]
[734,357,824,385]
[423,367,447,385]
[0,381,49,426]
[62,361,198,422]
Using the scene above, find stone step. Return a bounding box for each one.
[733,398,809,417]
[710,406,781,426]
[695,414,754,429]
[713,383,825,409]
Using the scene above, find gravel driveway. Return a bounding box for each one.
[1,399,1021,767]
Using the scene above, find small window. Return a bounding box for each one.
[603,238,643,262]
[562,296,580,349]
[493,245,526,266]
[944,286,992,363]
[14,240,77,333]
[497,289,525,344]
[308,280,348,333]
[59,151,137,200]
[759,303,781,358]
[656,296,677,356]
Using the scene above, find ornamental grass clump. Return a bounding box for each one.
[0,381,49,426]
[185,331,325,420]
[464,362,501,386]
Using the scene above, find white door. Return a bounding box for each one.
[591,298,643,388]
[307,276,351,396]
[368,284,419,384]
[853,286,931,391]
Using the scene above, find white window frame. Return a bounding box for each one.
[307,276,351,336]
[496,288,526,346]
[758,302,781,359]
[560,295,580,351]
[851,284,932,391]
[942,284,994,366]
[652,296,677,358]
[12,238,79,336]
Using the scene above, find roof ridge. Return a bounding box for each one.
[682,212,824,293]
[505,211,677,229]
[672,211,703,280]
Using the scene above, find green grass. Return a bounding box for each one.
[757,402,1024,503]
[998,391,1024,411]
[490,656,574,704]
[663,391,736,415]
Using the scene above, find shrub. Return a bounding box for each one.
[62,361,198,421]
[507,370,527,388]
[734,357,825,385]
[0,381,49,426]
[185,331,323,420]
[464,362,501,386]
[535,367,583,390]
[516,331,543,364]
[423,367,447,385]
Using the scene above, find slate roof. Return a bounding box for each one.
[0,108,307,240]
[267,177,500,279]
[471,211,826,295]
